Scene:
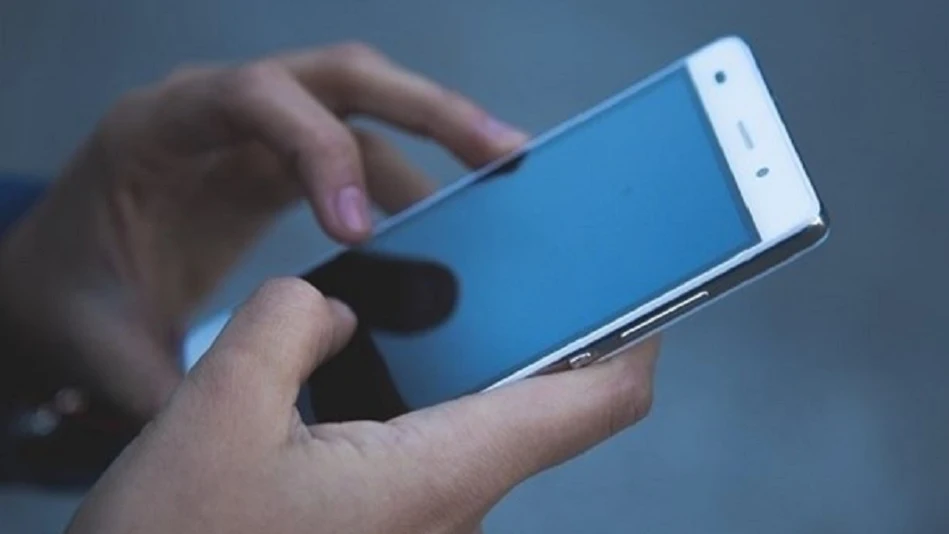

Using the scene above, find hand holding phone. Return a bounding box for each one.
[70,279,659,534]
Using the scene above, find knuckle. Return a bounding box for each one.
[221,60,287,102]
[101,88,149,128]
[328,41,386,67]
[603,370,654,435]
[256,277,326,313]
[409,87,471,140]
[312,127,359,166]
[322,42,386,108]
[96,87,157,154]
[165,63,216,86]
[254,279,342,351]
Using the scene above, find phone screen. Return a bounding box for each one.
[306,66,761,420]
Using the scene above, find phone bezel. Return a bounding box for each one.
[689,37,821,240]
[485,36,827,391]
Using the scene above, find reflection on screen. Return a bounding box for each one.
[307,67,758,416]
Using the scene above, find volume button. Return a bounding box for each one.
[620,291,709,340]
[567,350,598,369]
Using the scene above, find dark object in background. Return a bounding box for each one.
[0,353,140,489]
[304,251,459,422]
[0,176,140,489]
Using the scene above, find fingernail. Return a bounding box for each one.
[328,298,356,324]
[335,186,370,234]
[479,116,529,144]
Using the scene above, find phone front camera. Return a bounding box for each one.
[715,71,727,84]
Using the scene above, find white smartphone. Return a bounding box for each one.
[185,36,828,422]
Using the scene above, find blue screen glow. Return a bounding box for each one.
[311,68,759,410]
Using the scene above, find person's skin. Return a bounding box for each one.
[0,42,530,419]
[67,278,659,534]
[0,42,661,531]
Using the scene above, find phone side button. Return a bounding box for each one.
[567,350,598,369]
[619,290,710,341]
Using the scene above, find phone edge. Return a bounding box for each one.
[499,209,830,384]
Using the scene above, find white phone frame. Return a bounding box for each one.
[489,36,823,389]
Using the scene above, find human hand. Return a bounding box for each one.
[67,278,658,534]
[0,43,526,419]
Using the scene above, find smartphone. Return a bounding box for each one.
[184,36,828,422]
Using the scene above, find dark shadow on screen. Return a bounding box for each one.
[303,251,459,422]
[475,152,527,183]
[303,151,530,422]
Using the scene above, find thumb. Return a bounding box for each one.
[184,278,356,432]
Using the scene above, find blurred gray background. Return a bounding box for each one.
[1,0,946,532]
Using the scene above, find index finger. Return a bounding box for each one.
[142,62,373,242]
[282,43,530,168]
